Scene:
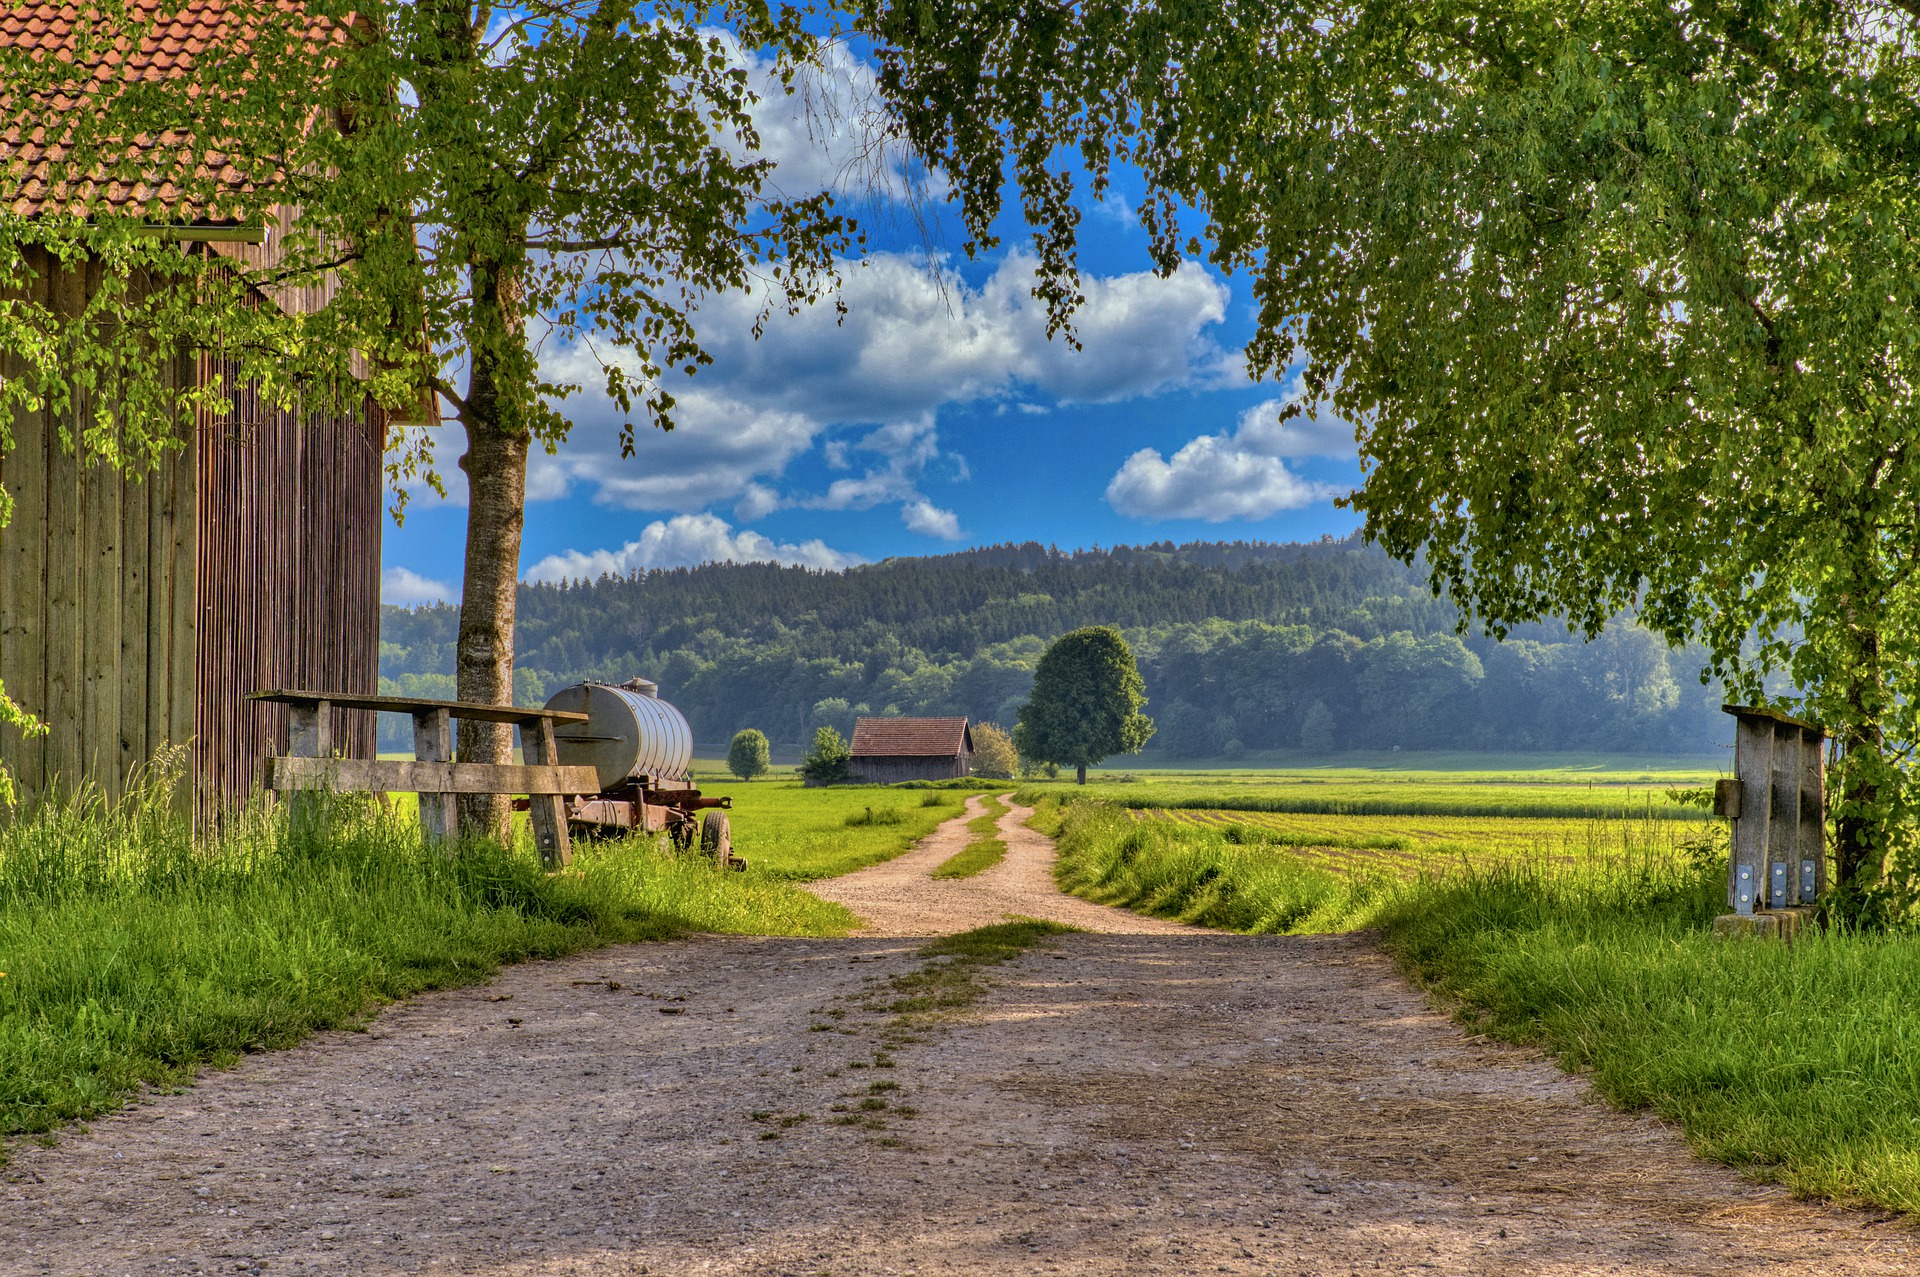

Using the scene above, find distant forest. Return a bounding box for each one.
[379,536,1730,757]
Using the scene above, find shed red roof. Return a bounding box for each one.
[1,1,335,218]
[850,716,972,758]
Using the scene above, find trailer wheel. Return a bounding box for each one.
[700,810,736,868]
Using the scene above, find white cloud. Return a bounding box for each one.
[522,513,862,584]
[503,250,1234,523]
[519,364,822,513]
[808,417,944,512]
[901,499,963,539]
[734,483,782,521]
[382,566,457,606]
[1107,439,1330,522]
[1234,391,1361,460]
[672,251,1232,428]
[1104,379,1357,522]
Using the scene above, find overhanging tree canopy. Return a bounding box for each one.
[2,0,853,832]
[859,0,1920,905]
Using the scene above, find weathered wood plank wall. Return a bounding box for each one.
[0,246,384,817]
[849,754,972,784]
[193,356,383,818]
[0,253,199,803]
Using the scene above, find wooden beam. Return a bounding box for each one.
[249,688,586,726]
[413,707,455,842]
[1722,704,1824,735]
[1796,727,1827,904]
[520,715,571,869]
[265,755,597,796]
[1730,714,1772,915]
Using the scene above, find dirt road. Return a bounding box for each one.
[3,796,1913,1275]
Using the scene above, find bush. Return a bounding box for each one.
[727,728,771,781]
[798,725,852,785]
[970,721,1019,780]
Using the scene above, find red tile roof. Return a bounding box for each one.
[0,1,335,218]
[850,716,973,758]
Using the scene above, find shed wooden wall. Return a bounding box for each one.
[0,248,384,816]
[193,356,383,817]
[0,254,199,803]
[849,753,972,784]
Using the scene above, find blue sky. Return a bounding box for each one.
[378,42,1365,605]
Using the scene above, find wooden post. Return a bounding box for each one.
[413,707,454,845]
[286,697,330,841]
[520,716,572,869]
[1730,714,1772,915]
[1766,722,1798,910]
[1796,726,1827,905]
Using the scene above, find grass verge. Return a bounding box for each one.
[0,764,851,1151]
[1014,778,1714,822]
[1373,867,1920,1213]
[1047,797,1395,932]
[932,793,1011,879]
[1041,788,1920,1214]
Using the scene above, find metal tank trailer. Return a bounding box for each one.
[525,678,741,868]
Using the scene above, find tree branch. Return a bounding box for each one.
[429,375,472,422]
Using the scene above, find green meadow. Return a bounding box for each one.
[697,779,967,879]
[1016,760,1721,820]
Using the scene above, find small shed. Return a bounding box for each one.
[849,717,974,783]
[0,2,400,818]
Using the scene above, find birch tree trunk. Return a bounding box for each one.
[454,258,530,841]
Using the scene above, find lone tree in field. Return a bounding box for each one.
[728,729,772,782]
[2,0,851,837]
[1014,628,1153,785]
[861,0,1920,911]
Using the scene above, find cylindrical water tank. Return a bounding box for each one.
[543,680,694,791]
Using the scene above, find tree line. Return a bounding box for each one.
[380,537,1727,756]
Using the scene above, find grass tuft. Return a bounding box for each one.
[879,920,1077,1031]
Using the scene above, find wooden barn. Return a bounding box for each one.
[0,3,397,817]
[849,717,974,784]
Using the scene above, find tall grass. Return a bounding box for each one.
[0,756,851,1147]
[1049,799,1398,932]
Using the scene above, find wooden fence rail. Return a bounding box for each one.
[250,689,593,867]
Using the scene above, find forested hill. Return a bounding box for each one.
[550,535,1452,661]
[380,535,1727,756]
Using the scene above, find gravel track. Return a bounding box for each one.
[2,796,1912,1275]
